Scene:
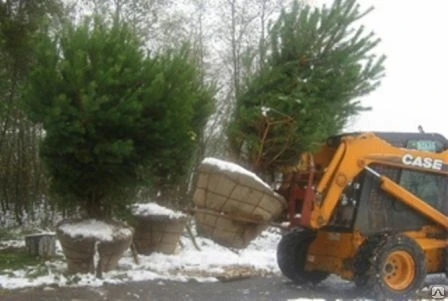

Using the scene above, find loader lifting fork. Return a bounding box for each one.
[276,131,448,299]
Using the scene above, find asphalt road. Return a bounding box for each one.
[2,274,447,301]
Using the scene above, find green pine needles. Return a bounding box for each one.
[228,0,386,174]
[23,17,214,219]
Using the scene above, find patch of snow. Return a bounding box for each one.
[43,286,56,291]
[288,299,325,301]
[116,228,281,284]
[202,157,272,190]
[0,239,25,249]
[280,222,290,229]
[131,203,186,219]
[24,232,56,237]
[261,106,271,116]
[58,219,133,242]
[94,241,100,272]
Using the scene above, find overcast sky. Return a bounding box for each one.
[316,0,448,137]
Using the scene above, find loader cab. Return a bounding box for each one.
[326,131,448,235]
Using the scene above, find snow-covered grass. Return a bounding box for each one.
[0,225,283,290]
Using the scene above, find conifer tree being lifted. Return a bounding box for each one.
[227,0,386,174]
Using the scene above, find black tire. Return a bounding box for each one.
[276,228,329,285]
[363,234,426,299]
[353,234,384,289]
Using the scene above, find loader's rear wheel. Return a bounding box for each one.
[364,234,426,299]
[276,229,328,285]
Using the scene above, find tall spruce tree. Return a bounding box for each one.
[23,17,214,219]
[227,0,385,174]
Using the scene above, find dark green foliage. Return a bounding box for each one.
[228,0,385,173]
[0,0,64,222]
[0,0,63,74]
[23,17,214,219]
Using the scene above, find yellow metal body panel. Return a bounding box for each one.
[305,231,363,280]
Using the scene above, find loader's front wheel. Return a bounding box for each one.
[276,229,328,285]
[364,234,426,299]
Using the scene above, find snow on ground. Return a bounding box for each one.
[0,225,283,290]
[287,299,325,301]
[0,239,26,249]
[1,225,446,300]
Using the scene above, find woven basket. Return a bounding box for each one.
[97,234,133,272]
[56,230,96,274]
[193,159,287,248]
[56,219,133,274]
[194,209,268,249]
[132,214,187,255]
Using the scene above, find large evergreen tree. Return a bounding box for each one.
[23,17,214,219]
[227,0,385,174]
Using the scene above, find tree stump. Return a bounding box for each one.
[25,233,56,258]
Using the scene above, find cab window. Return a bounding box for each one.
[398,169,446,212]
[406,139,444,152]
